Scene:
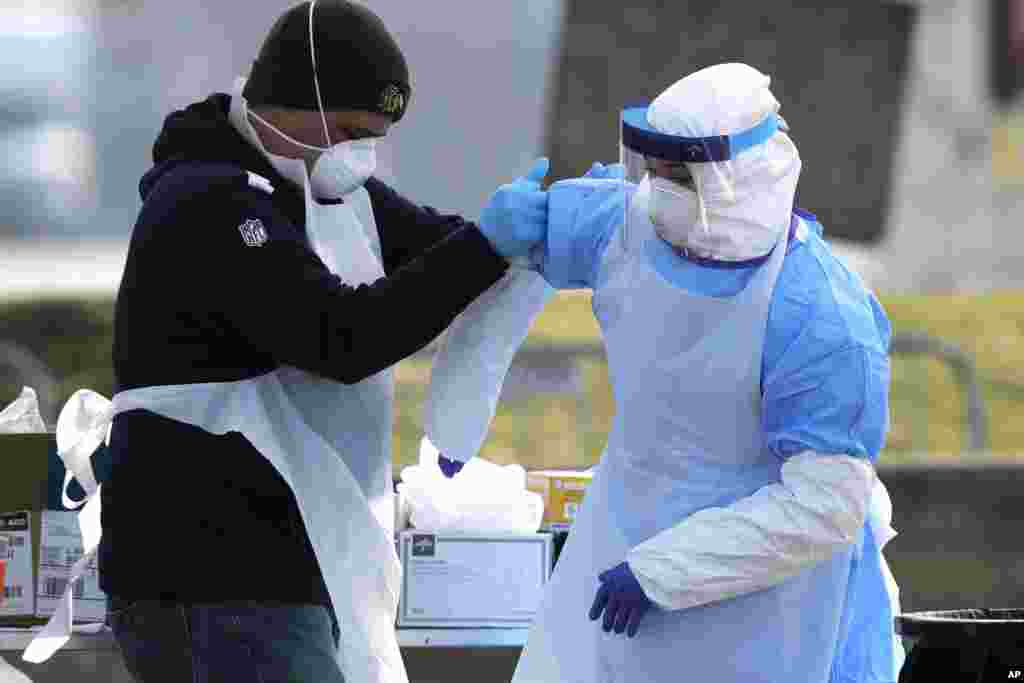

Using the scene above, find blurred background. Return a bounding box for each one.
[2,0,1024,614]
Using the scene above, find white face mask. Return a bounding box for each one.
[649,175,701,236]
[310,138,377,199]
[643,173,787,261]
[245,110,378,199]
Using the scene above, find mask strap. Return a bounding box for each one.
[308,0,333,148]
[248,109,326,153]
[690,171,711,236]
[709,160,736,203]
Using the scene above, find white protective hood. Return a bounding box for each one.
[627,63,803,261]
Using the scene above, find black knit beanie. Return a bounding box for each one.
[243,0,410,122]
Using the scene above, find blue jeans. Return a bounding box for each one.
[106,597,344,683]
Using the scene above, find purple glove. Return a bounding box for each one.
[588,562,653,638]
[438,455,464,479]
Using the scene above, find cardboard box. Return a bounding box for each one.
[396,531,552,628]
[0,434,107,624]
[0,434,57,514]
[0,433,106,513]
[526,470,593,530]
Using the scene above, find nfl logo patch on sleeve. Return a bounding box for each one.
[238,218,268,247]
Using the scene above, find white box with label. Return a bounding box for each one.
[35,510,105,622]
[0,511,33,617]
[0,510,105,623]
[396,531,552,628]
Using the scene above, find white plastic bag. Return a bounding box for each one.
[0,387,47,433]
[398,438,543,534]
[0,655,34,683]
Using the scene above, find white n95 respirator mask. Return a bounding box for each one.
[649,176,700,235]
[245,111,379,199]
[229,77,379,199]
[309,138,377,199]
[646,173,788,261]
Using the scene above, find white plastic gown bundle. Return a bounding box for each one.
[424,260,553,464]
[417,257,551,534]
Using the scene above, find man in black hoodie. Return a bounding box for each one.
[100,1,549,681]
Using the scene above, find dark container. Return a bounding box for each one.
[896,609,1024,682]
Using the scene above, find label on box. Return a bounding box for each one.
[401,535,548,624]
[0,511,33,616]
[35,510,105,622]
[564,501,580,522]
[527,471,592,527]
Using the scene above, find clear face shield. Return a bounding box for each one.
[618,105,783,258]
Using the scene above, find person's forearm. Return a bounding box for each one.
[325,225,507,382]
[365,177,475,272]
[222,221,507,385]
[626,452,875,610]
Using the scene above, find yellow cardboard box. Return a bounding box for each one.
[525,470,593,530]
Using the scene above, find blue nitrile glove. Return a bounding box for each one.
[438,455,464,479]
[588,562,653,638]
[583,161,626,180]
[479,157,550,260]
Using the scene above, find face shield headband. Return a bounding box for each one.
[620,105,783,166]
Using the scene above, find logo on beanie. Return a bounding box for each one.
[238,218,268,247]
[380,84,405,116]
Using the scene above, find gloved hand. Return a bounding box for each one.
[438,454,464,479]
[588,562,653,638]
[583,161,626,180]
[479,157,550,260]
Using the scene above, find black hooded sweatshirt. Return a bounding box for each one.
[100,94,508,606]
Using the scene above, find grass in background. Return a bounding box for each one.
[993,110,1024,189]
[883,291,1024,455]
[3,291,1024,471]
[0,298,117,402]
[396,290,1024,469]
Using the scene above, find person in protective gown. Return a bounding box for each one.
[510,62,905,683]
